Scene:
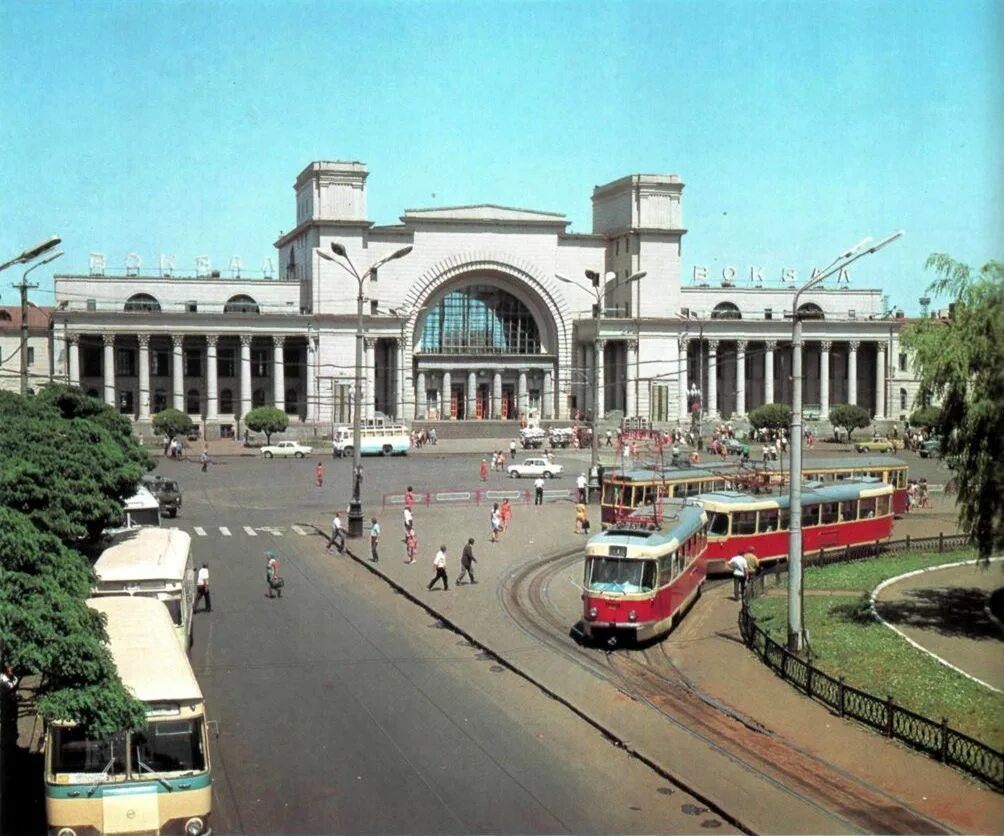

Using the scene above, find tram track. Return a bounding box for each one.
[498,550,957,835]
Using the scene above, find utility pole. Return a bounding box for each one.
[15,277,38,396]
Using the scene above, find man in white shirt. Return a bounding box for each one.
[576,472,587,503]
[195,563,211,612]
[427,544,449,590]
[327,512,345,553]
[534,476,545,505]
[403,506,414,532]
[726,553,749,601]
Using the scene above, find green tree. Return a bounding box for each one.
[244,406,289,445]
[152,408,194,445]
[828,404,871,440]
[902,255,1004,561]
[908,405,941,430]
[748,402,791,431]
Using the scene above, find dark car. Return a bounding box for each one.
[918,437,942,459]
[143,476,182,518]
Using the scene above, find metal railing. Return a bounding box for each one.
[382,487,577,509]
[738,534,1002,792]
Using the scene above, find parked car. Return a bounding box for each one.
[261,440,312,459]
[855,437,900,454]
[720,438,746,455]
[919,437,942,458]
[507,457,563,479]
[142,476,182,518]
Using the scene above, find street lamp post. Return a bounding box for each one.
[317,242,413,537]
[555,270,646,500]
[15,250,63,395]
[787,230,903,653]
[675,311,704,446]
[0,236,61,274]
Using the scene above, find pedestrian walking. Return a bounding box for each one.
[370,517,380,562]
[489,503,502,542]
[457,538,477,584]
[403,506,414,532]
[500,498,512,533]
[266,551,281,599]
[194,563,211,612]
[727,553,749,601]
[606,429,612,447]
[316,462,324,488]
[480,458,489,482]
[200,448,209,473]
[327,511,346,553]
[575,502,590,535]
[576,472,587,503]
[404,485,416,512]
[509,439,517,460]
[743,547,761,593]
[405,527,418,564]
[427,544,449,590]
[533,476,544,505]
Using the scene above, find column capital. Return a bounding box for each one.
[364,337,376,349]
[736,339,748,352]
[67,332,80,345]
[875,341,886,354]
[678,334,690,347]
[594,339,607,350]
[848,340,861,351]
[707,339,719,352]
[102,333,116,347]
[136,334,150,348]
[272,335,286,349]
[819,340,832,352]
[205,335,219,348]
[171,335,184,349]
[626,339,639,352]
[239,334,253,348]
[765,339,778,351]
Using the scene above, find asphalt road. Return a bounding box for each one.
[167,456,733,834]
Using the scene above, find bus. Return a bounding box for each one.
[92,527,196,651]
[698,479,895,574]
[332,422,411,457]
[582,499,708,644]
[45,596,212,836]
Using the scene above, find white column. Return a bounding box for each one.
[306,337,318,422]
[706,339,719,418]
[364,338,376,421]
[517,369,528,416]
[395,339,406,420]
[735,340,747,416]
[595,340,606,419]
[272,336,285,413]
[765,340,776,405]
[678,337,689,422]
[577,343,587,415]
[467,370,477,419]
[138,335,151,419]
[875,342,886,419]
[492,371,502,419]
[584,345,594,418]
[239,335,252,420]
[441,370,451,419]
[205,336,219,420]
[848,340,859,406]
[414,370,426,419]
[68,334,80,386]
[625,340,638,418]
[820,340,831,417]
[172,335,184,412]
[543,369,554,419]
[103,334,116,407]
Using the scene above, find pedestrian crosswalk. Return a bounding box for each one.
[167,523,323,539]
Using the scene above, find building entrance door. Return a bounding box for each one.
[476,384,490,419]
[450,384,465,419]
[501,386,515,419]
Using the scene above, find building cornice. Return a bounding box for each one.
[274,218,373,248]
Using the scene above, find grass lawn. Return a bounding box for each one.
[750,549,1004,748]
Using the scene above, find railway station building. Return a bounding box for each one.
[51,161,923,438]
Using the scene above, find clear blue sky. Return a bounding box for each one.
[2,0,1000,312]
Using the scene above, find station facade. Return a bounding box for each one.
[50,161,922,438]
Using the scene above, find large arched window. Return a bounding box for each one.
[797,303,825,320]
[219,388,234,414]
[186,388,201,414]
[285,387,299,415]
[711,302,742,320]
[252,387,266,407]
[224,294,260,314]
[124,293,161,312]
[420,286,540,354]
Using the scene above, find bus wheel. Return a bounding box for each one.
[382,445,393,456]
[343,446,353,458]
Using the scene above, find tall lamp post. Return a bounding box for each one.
[15,250,63,395]
[317,242,413,537]
[674,310,704,444]
[0,236,61,274]
[787,230,903,652]
[555,269,646,499]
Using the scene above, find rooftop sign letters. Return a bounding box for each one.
[692,265,851,288]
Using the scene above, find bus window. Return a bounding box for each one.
[51,727,128,776]
[778,508,790,531]
[132,719,206,774]
[876,495,891,516]
[802,505,819,527]
[758,508,779,533]
[839,500,857,522]
[707,511,730,536]
[859,496,877,518]
[733,511,757,535]
[820,502,840,525]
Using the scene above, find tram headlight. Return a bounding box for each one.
[56,828,76,836]
[587,607,598,620]
[185,817,206,836]
[628,610,637,622]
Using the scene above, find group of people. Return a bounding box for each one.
[726,548,761,601]
[410,428,437,448]
[488,499,512,542]
[427,538,478,590]
[906,478,931,511]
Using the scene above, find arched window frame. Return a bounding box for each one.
[284,387,299,415]
[252,387,266,407]
[219,388,234,414]
[224,294,260,314]
[124,293,162,312]
[710,302,742,320]
[419,285,542,355]
[186,388,201,414]
[797,303,825,320]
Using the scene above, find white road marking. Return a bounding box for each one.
[257,526,284,536]
[193,526,207,537]
[243,526,257,536]
[219,526,232,536]
[291,525,309,536]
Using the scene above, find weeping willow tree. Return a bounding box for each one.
[901,255,1004,561]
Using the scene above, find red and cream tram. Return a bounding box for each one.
[698,479,895,574]
[582,500,708,643]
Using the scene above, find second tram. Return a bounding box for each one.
[582,500,708,643]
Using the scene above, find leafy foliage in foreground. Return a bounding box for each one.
[902,255,1004,560]
[244,405,289,444]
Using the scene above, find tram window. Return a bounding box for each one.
[673,550,685,575]
[876,495,890,516]
[820,502,840,525]
[778,509,790,531]
[659,554,674,585]
[587,558,654,593]
[802,505,819,527]
[733,511,757,535]
[758,509,779,533]
[859,497,876,518]
[835,472,849,482]
[707,512,730,536]
[839,500,856,521]
[895,470,906,489]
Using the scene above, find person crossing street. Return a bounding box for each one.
[427,544,449,590]
[457,538,477,585]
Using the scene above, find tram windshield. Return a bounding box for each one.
[586,557,656,593]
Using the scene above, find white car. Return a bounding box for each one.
[261,440,313,459]
[507,457,563,479]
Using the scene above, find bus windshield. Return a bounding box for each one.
[587,558,655,593]
[132,718,206,774]
[51,728,128,776]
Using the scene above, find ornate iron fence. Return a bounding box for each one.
[738,593,1004,792]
